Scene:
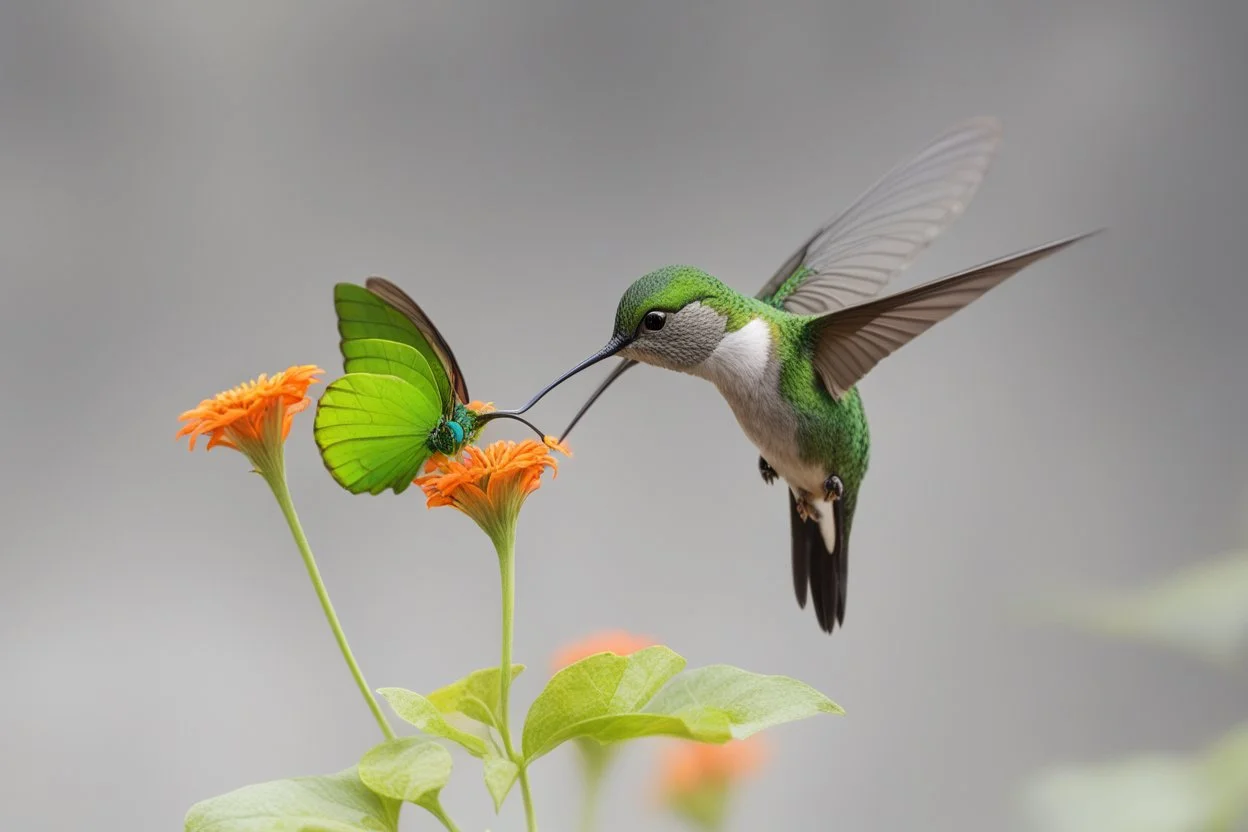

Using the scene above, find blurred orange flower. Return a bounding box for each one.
[659,736,768,801]
[551,630,656,673]
[176,366,323,471]
[416,438,566,545]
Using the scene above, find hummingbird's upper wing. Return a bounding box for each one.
[809,232,1098,399]
[757,117,1002,315]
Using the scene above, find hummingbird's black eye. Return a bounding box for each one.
[642,311,667,332]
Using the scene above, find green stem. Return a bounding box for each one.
[494,527,538,832]
[265,468,396,741]
[578,748,608,832]
[518,770,538,832]
[428,800,462,832]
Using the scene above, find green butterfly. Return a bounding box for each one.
[314,278,544,496]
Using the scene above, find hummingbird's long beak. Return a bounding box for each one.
[477,334,631,423]
[558,357,636,442]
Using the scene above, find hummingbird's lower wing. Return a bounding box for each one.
[790,491,846,633]
[558,358,639,441]
[808,231,1099,399]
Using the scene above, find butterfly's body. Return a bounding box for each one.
[314,279,536,496]
[428,404,484,455]
[511,117,1100,634]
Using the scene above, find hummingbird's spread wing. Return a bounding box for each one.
[808,232,1098,399]
[364,277,471,408]
[757,117,1002,315]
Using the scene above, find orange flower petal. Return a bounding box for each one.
[543,435,573,457]
[177,365,323,453]
[414,439,560,528]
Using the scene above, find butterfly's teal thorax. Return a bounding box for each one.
[427,403,484,456]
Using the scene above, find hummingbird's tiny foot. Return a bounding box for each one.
[759,456,778,485]
[823,475,844,502]
[795,494,822,523]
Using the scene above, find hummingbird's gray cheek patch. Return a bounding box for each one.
[624,302,724,370]
[661,303,726,367]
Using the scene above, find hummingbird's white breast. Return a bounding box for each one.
[696,318,828,499]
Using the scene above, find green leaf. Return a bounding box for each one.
[426,665,525,730]
[358,738,452,811]
[1021,723,1248,832]
[342,339,444,410]
[334,283,452,407]
[313,373,440,496]
[522,649,841,763]
[1202,723,1248,827]
[184,767,399,832]
[482,756,520,813]
[643,664,844,739]
[522,646,686,762]
[1023,756,1218,832]
[1045,551,1248,664]
[377,688,489,757]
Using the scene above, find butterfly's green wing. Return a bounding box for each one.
[342,339,443,409]
[334,283,456,413]
[314,373,442,495]
[363,278,470,407]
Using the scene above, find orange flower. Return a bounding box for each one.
[416,438,566,545]
[177,366,323,460]
[551,630,656,673]
[659,737,768,801]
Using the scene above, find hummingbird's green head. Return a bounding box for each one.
[510,266,740,415]
[609,265,735,371]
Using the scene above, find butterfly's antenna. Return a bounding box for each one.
[476,411,550,442]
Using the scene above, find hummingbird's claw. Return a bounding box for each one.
[759,456,778,485]
[795,494,822,523]
[823,475,844,502]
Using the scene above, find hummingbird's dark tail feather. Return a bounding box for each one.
[789,493,811,610]
[789,492,845,634]
[807,522,835,633]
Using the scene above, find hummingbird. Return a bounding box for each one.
[489,117,1098,634]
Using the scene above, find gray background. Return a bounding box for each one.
[2,1,1246,830]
